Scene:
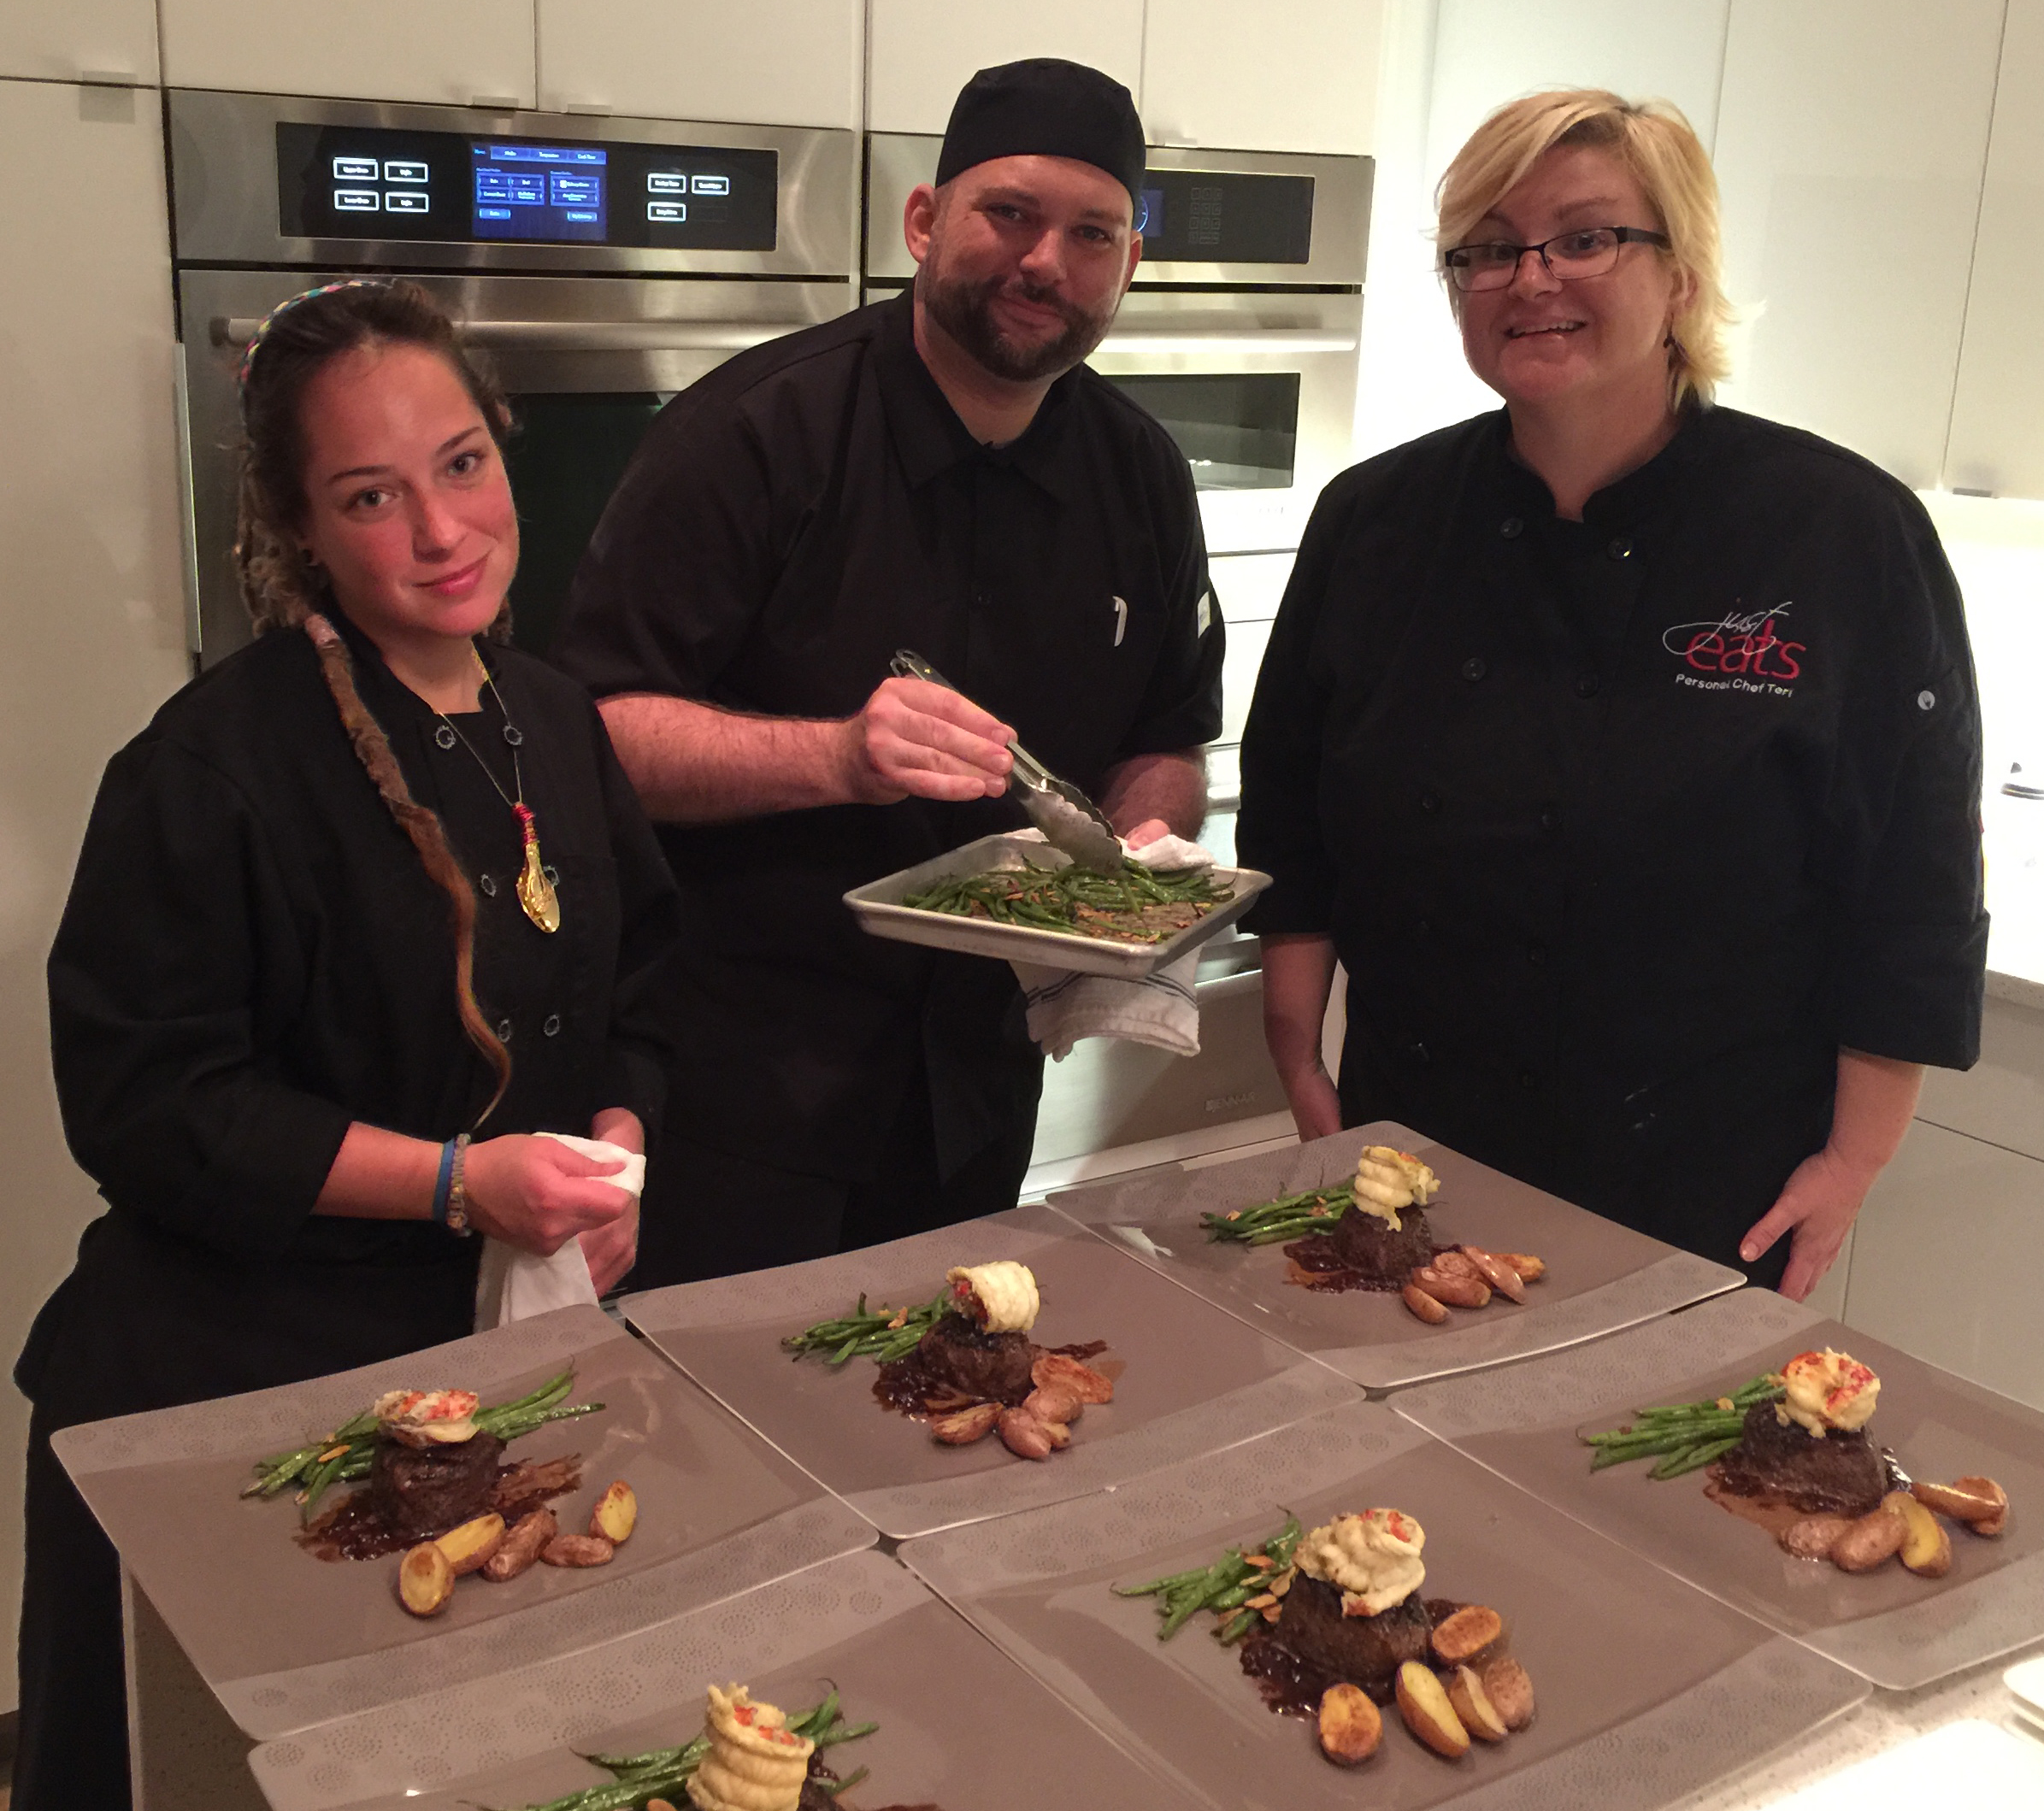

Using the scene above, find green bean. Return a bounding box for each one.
[1216,1607,1260,1643]
[822,1767,869,1796]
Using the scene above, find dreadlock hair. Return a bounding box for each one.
[233,278,514,1124]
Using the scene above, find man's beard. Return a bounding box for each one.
[920,265,1117,383]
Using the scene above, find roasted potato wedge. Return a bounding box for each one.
[1480,1656,1536,1731]
[481,1507,557,1582]
[1779,1515,1855,1561]
[434,1511,506,1577]
[1396,1662,1470,1759]
[1830,1502,1906,1573]
[1429,1249,1482,1280]
[1431,1604,1505,1665]
[1493,1251,1546,1283]
[1458,1247,1528,1304]
[1411,1267,1491,1310]
[930,1402,1002,1445]
[1401,1283,1452,1324]
[997,1407,1054,1461]
[1446,1664,1510,1742]
[541,1532,615,1567]
[1024,1382,1083,1426]
[1886,1490,1953,1577]
[398,1541,454,1616]
[1032,1351,1113,1404]
[1915,1475,2009,1537]
[590,1480,638,1545]
[1317,1682,1382,1766]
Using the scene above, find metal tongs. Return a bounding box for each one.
[890,650,1124,872]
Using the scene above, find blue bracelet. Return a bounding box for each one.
[430,1138,459,1226]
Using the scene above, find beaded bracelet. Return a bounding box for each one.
[445,1132,474,1237]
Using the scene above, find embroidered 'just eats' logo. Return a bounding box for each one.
[1662,603,1805,696]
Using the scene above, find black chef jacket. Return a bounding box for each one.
[1240,405,1987,1276]
[552,291,1223,1180]
[25,609,680,1421]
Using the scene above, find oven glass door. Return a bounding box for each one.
[1086,290,1363,556]
[177,269,854,667]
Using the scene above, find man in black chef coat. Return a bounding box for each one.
[552,59,1222,1285]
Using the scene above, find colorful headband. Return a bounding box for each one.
[236,279,389,389]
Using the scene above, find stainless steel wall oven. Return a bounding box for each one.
[168,89,859,667]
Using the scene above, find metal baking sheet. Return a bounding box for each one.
[53,1304,874,1739]
[621,1203,1360,1539]
[1392,1288,2044,1690]
[844,830,1273,978]
[248,1547,1190,1811]
[899,1398,1868,1811]
[1049,1123,1745,1391]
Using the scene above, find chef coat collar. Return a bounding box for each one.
[1493,398,1711,528]
[322,603,504,709]
[874,290,1081,501]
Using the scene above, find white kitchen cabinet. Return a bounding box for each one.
[0,75,191,1714]
[1843,1119,2044,1412]
[537,0,862,129]
[159,0,536,109]
[0,0,158,85]
[1142,0,1384,154]
[1711,0,2003,489]
[867,0,1144,137]
[1425,0,1732,176]
[1945,0,2044,500]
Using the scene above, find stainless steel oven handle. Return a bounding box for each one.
[215,317,789,354]
[1097,327,1359,355]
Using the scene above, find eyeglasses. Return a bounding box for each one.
[1443,226,1671,292]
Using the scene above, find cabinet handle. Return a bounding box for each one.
[215,318,789,355]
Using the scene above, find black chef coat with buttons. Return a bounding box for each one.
[26,609,680,1425]
[1239,405,1986,1276]
[551,291,1223,1181]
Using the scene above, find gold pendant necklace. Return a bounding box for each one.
[437,650,561,934]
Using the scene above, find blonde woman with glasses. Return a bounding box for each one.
[1240,90,1985,1302]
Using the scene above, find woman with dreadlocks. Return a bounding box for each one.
[11,279,680,1808]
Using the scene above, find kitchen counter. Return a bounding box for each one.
[1675,1638,2044,1809]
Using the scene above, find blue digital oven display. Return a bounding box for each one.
[472,142,608,242]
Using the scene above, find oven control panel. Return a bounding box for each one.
[1131,169,1316,265]
[277,123,777,251]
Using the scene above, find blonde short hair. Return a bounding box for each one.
[1435,89,1731,406]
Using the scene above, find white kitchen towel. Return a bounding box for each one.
[472,1133,645,1331]
[1010,834,1216,1061]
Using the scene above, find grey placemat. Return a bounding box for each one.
[621,1203,1361,1538]
[56,1305,874,1738]
[901,1396,1866,1810]
[1394,1290,2044,1690]
[1050,1121,1745,1389]
[248,1548,1190,1811]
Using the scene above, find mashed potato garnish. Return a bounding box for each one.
[371,1388,480,1445]
[945,1261,1041,1334]
[1351,1147,1441,1231]
[685,1684,815,1811]
[1776,1349,1880,1438]
[1297,1508,1427,1617]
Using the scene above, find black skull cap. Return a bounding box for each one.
[934,57,1147,205]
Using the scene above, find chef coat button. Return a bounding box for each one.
[1461,657,1487,682]
[478,873,498,897]
[1606,537,1632,561]
[1518,1067,1540,1091]
[434,725,457,750]
[1917,690,1936,711]
[543,864,559,885]
[1539,804,1562,832]
[543,1014,562,1038]
[1526,941,1547,966]
[1499,516,1524,539]
[1574,673,1601,698]
[497,1018,514,1043]
[1420,791,1442,815]
[1411,1041,1434,1067]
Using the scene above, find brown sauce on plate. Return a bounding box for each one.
[1280,1231,1408,1294]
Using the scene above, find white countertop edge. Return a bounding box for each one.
[1987,967,2044,1013]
